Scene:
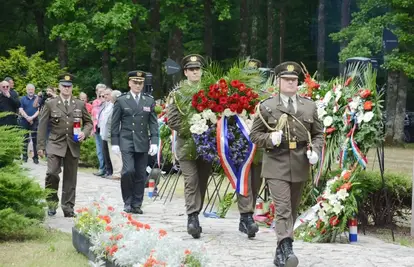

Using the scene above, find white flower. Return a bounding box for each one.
[223,108,235,117]
[323,91,332,104]
[357,111,364,124]
[333,105,338,114]
[317,107,327,119]
[240,109,247,118]
[336,188,349,201]
[245,119,253,130]
[335,91,342,102]
[349,101,358,111]
[317,209,329,223]
[189,123,208,135]
[331,202,344,215]
[189,114,202,125]
[363,111,374,123]
[316,94,320,99]
[323,116,333,127]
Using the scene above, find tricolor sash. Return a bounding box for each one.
[216,115,256,196]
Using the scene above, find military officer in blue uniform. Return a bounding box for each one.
[111,71,159,214]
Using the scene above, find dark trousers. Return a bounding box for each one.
[121,151,148,208]
[102,140,113,175]
[45,149,79,213]
[22,121,38,160]
[237,163,263,214]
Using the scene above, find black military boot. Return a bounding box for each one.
[239,213,259,238]
[273,244,285,267]
[187,213,202,239]
[280,238,298,267]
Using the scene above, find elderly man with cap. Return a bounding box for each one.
[166,54,213,239]
[250,61,324,267]
[37,74,93,217]
[111,71,158,214]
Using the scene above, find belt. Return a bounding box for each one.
[278,141,307,150]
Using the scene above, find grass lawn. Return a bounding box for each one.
[0,229,89,267]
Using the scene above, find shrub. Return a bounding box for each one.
[356,170,412,226]
[0,208,46,241]
[0,164,48,221]
[79,136,99,168]
[0,114,28,168]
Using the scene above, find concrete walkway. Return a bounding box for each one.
[25,160,414,267]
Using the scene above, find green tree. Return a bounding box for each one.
[0,47,63,95]
[330,0,414,144]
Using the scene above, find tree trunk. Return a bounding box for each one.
[57,38,68,68]
[250,0,258,58]
[33,10,46,52]
[267,0,274,67]
[204,0,213,58]
[150,0,162,97]
[239,0,249,58]
[101,49,112,87]
[128,0,138,70]
[317,0,325,80]
[339,0,351,74]
[279,4,285,64]
[168,27,183,86]
[385,71,407,145]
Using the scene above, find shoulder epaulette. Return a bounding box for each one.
[143,93,154,98]
[259,95,273,104]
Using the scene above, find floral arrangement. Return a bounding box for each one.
[296,169,360,243]
[74,196,209,266]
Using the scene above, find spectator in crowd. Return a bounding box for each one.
[19,83,41,164]
[0,80,20,126]
[79,92,92,114]
[4,77,19,103]
[91,83,107,176]
[98,88,114,178]
[106,90,123,179]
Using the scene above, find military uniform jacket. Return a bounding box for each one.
[249,94,324,182]
[111,91,158,153]
[37,96,93,158]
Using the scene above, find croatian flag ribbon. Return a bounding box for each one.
[171,130,179,164]
[216,115,256,197]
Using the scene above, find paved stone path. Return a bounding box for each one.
[25,161,414,267]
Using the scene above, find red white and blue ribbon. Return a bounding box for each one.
[350,123,367,169]
[216,115,256,197]
[157,120,164,167]
[171,130,179,163]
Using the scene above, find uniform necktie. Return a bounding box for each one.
[64,100,69,112]
[287,97,295,114]
[135,94,140,105]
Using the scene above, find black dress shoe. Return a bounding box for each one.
[48,209,57,216]
[131,207,143,214]
[187,213,202,239]
[274,244,285,267]
[280,238,298,267]
[64,211,76,218]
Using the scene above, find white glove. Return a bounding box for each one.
[111,145,121,154]
[270,130,283,146]
[307,150,319,165]
[148,144,158,156]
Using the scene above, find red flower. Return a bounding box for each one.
[144,224,151,230]
[236,106,244,114]
[109,245,118,256]
[207,100,217,109]
[184,249,191,255]
[208,91,218,99]
[359,89,371,99]
[230,80,240,88]
[219,96,228,105]
[364,101,373,111]
[229,104,238,112]
[344,77,352,86]
[342,171,351,181]
[239,96,248,103]
[115,233,123,240]
[339,182,352,191]
[107,206,114,212]
[239,84,246,92]
[105,225,112,232]
[329,216,340,227]
[316,219,323,230]
[252,92,259,98]
[219,79,227,88]
[325,127,336,135]
[98,215,111,224]
[196,104,206,112]
[159,229,167,237]
[213,105,225,113]
[321,229,327,235]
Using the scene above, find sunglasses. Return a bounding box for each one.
[2,86,9,89]
[99,95,105,98]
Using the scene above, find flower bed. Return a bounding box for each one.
[73,196,209,266]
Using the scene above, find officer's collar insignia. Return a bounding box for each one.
[64,75,70,81]
[287,65,294,72]
[190,56,197,62]
[126,94,131,99]
[58,100,61,104]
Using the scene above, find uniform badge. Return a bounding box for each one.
[143,106,150,112]
[64,75,70,81]
[248,61,257,67]
[287,65,294,72]
[190,56,197,62]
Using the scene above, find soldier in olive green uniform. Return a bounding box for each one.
[237,58,264,238]
[37,74,93,217]
[250,62,324,267]
[167,54,213,239]
[111,71,159,214]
